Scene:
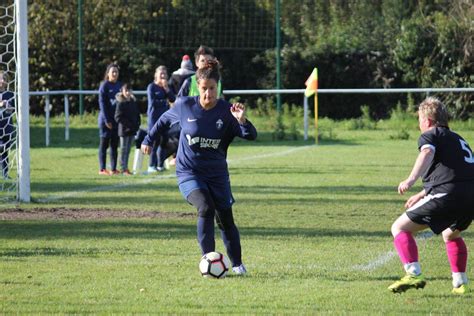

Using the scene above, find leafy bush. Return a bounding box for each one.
[271,113,286,140]
[245,98,305,141]
[344,105,377,130]
[389,129,410,140]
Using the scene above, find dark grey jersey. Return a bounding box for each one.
[419,127,474,190]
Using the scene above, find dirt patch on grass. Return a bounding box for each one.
[0,207,195,220]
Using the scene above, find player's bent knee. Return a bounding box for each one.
[442,228,461,242]
[391,220,403,237]
[391,213,425,237]
[187,189,216,218]
[216,209,235,231]
[197,205,215,218]
[194,198,215,218]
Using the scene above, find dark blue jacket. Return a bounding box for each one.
[0,91,15,139]
[146,83,175,131]
[98,80,122,126]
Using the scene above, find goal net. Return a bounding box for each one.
[0,0,30,202]
[0,2,17,201]
[132,0,275,50]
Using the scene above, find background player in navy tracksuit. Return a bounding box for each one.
[388,97,474,295]
[98,63,122,175]
[142,60,257,275]
[132,123,180,175]
[0,70,15,179]
[146,65,175,172]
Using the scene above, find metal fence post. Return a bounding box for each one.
[303,96,308,141]
[64,94,69,141]
[45,95,50,147]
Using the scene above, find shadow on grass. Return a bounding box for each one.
[233,184,397,195]
[29,127,360,149]
[35,196,398,206]
[32,180,178,194]
[422,294,473,299]
[28,181,404,207]
[39,195,186,206]
[233,131,360,147]
[0,220,396,243]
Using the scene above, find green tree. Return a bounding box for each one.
[392,0,473,118]
[25,0,473,118]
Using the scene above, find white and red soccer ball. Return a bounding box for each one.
[199,251,231,279]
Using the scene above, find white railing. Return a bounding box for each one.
[30,88,474,145]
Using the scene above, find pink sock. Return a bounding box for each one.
[445,238,467,273]
[394,231,418,264]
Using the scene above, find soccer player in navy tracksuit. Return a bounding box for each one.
[388,97,473,295]
[0,70,15,179]
[98,63,122,175]
[146,66,175,172]
[142,60,257,275]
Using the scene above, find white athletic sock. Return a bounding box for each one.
[132,149,143,174]
[452,272,468,288]
[404,262,421,276]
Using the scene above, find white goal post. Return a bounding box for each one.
[16,0,30,202]
[1,1,30,202]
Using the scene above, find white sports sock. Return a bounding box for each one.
[452,272,468,288]
[404,262,421,276]
[132,149,143,174]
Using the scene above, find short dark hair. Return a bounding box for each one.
[195,59,221,83]
[121,83,130,92]
[194,45,214,63]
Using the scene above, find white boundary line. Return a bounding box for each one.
[351,231,435,271]
[36,174,176,203]
[227,145,316,163]
[351,250,398,272]
[38,145,316,203]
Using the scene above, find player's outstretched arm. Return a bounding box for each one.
[398,147,434,195]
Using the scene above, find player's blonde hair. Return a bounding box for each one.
[154,65,167,81]
[418,97,449,127]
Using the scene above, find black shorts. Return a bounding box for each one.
[406,182,474,234]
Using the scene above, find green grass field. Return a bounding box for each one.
[0,117,473,314]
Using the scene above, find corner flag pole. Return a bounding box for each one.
[304,67,318,144]
[314,86,318,144]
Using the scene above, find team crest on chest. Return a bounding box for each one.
[216,119,223,130]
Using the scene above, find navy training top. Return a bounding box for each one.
[146,83,175,131]
[0,90,14,132]
[98,80,122,126]
[143,96,257,183]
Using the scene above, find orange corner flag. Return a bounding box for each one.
[304,68,318,97]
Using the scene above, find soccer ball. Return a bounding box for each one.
[199,251,231,279]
